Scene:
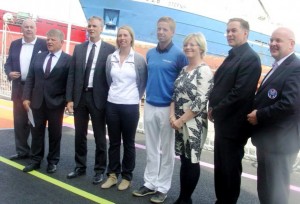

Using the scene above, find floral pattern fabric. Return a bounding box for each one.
[172,64,213,163]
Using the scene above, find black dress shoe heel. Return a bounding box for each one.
[47,164,57,173]
[23,163,40,173]
[92,173,104,185]
[67,168,86,179]
[10,154,29,160]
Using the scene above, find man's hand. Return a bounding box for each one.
[9,72,21,80]
[247,110,258,125]
[208,107,214,122]
[23,100,31,112]
[66,102,74,114]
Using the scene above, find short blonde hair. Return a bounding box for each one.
[183,33,207,58]
[157,16,176,32]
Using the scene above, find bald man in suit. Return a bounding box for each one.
[4,19,47,160]
[66,16,115,184]
[248,27,300,204]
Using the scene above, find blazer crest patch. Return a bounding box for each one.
[268,88,278,99]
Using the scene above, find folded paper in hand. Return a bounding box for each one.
[27,108,35,127]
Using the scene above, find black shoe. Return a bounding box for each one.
[23,163,40,172]
[67,168,86,179]
[92,173,104,185]
[47,164,57,173]
[9,154,29,160]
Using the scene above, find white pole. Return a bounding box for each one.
[65,0,72,54]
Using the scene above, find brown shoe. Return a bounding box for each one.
[101,173,117,189]
[118,179,131,191]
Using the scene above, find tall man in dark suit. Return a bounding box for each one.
[4,19,47,160]
[66,16,115,184]
[22,29,71,173]
[248,27,300,204]
[208,18,261,204]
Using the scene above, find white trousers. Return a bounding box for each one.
[143,102,175,194]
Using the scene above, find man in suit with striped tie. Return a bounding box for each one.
[22,29,71,173]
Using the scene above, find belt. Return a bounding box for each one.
[84,87,93,92]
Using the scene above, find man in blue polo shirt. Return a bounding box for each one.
[132,16,188,203]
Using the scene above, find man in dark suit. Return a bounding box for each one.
[248,27,300,204]
[208,18,261,204]
[66,16,115,184]
[22,29,71,173]
[4,19,47,160]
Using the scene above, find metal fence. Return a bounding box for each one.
[1,57,299,171]
[0,56,11,99]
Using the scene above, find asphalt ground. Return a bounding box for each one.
[0,125,299,204]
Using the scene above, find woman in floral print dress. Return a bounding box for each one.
[170,33,213,204]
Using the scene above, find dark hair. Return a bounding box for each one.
[228,18,249,31]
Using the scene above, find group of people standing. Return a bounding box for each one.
[4,13,300,204]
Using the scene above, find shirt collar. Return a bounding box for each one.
[49,50,62,58]
[22,37,37,45]
[112,47,135,62]
[276,52,294,67]
[89,40,102,48]
[156,41,174,53]
[229,42,249,57]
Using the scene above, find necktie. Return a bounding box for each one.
[84,44,96,89]
[261,62,278,85]
[45,53,54,78]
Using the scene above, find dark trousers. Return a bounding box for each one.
[74,91,107,173]
[176,155,200,204]
[31,101,64,164]
[106,102,139,181]
[256,149,297,204]
[214,135,246,204]
[13,86,30,156]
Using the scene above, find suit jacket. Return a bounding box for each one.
[22,51,71,109]
[66,41,115,110]
[209,43,262,141]
[4,38,48,100]
[251,53,300,154]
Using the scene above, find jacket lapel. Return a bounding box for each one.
[257,54,296,94]
[82,42,89,74]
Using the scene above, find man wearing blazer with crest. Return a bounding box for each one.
[4,19,47,160]
[22,29,71,173]
[248,27,300,204]
[66,16,115,184]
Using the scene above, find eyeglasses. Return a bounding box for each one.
[183,43,199,48]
